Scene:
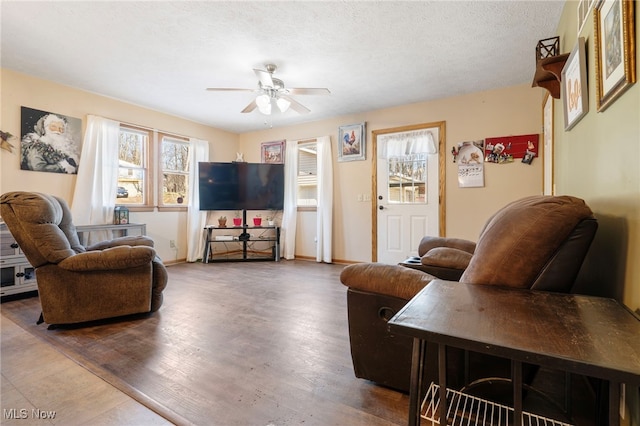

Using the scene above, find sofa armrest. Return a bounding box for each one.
[86,235,154,251]
[340,263,434,300]
[58,245,156,271]
[418,236,476,256]
[421,247,473,270]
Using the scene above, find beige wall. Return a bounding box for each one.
[239,83,545,262]
[1,69,239,262]
[2,68,545,265]
[554,2,640,314]
[555,4,639,423]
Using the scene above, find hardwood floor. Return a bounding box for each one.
[1,260,410,425]
[1,314,171,425]
[1,260,606,425]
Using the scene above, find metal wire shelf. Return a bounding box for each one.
[421,382,573,426]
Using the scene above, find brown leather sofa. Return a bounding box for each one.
[0,191,168,326]
[340,195,598,393]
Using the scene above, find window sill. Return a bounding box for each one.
[118,206,154,213]
[157,206,188,212]
[297,206,317,212]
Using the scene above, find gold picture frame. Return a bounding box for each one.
[594,0,636,112]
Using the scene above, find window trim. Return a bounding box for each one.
[157,132,190,212]
[296,139,318,210]
[117,124,154,212]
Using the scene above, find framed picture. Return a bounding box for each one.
[542,93,555,195]
[577,0,597,35]
[338,122,366,162]
[20,106,82,174]
[261,140,285,164]
[561,37,588,131]
[594,0,636,112]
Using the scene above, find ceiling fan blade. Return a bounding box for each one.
[254,68,274,88]
[206,88,255,92]
[287,88,331,96]
[280,95,310,114]
[241,99,258,113]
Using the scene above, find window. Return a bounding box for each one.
[116,125,191,210]
[159,134,190,208]
[117,126,151,207]
[297,140,317,207]
[387,153,427,204]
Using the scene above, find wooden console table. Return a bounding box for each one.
[388,280,640,426]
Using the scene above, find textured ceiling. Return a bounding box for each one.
[1,1,564,134]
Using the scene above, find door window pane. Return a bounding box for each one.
[387,153,426,204]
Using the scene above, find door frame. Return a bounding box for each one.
[371,121,446,262]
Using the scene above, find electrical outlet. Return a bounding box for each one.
[169,240,176,248]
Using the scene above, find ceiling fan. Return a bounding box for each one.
[206,64,330,115]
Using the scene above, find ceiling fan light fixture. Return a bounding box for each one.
[276,97,291,113]
[256,94,272,115]
[256,94,270,108]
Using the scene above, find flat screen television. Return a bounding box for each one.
[198,162,285,211]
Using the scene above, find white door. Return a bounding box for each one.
[376,125,441,264]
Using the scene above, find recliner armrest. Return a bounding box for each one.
[418,236,476,256]
[340,263,434,300]
[58,245,156,271]
[86,235,155,251]
[421,247,473,270]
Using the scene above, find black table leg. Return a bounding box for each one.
[512,359,522,426]
[609,382,620,426]
[408,338,426,426]
[438,344,447,425]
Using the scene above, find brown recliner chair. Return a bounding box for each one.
[340,195,598,393]
[0,191,168,326]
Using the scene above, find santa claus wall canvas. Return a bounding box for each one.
[20,106,82,174]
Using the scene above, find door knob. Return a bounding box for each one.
[378,195,383,200]
[379,205,384,210]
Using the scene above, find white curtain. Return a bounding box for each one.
[186,138,210,262]
[282,139,298,259]
[316,136,333,263]
[378,129,436,158]
[70,115,120,227]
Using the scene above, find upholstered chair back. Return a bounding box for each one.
[461,195,596,291]
[0,192,86,268]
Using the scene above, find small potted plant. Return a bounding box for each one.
[218,215,227,227]
[266,214,275,226]
[253,214,262,226]
[233,211,242,227]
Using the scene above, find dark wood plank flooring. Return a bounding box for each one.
[2,260,410,425]
[2,260,604,425]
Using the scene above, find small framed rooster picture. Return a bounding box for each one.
[338,122,366,162]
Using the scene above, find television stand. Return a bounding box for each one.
[202,225,280,263]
